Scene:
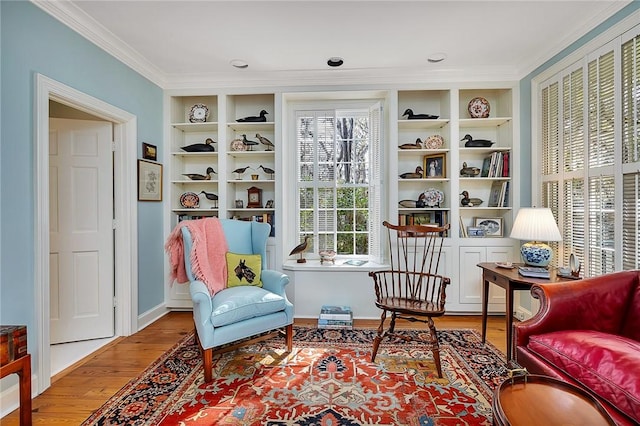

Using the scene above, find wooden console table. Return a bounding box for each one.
[0,354,32,425]
[477,262,576,361]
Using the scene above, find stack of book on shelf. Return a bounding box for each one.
[318,305,353,329]
[481,151,510,178]
[518,266,550,279]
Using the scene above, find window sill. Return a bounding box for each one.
[282,259,388,272]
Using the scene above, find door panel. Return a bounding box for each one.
[50,118,114,344]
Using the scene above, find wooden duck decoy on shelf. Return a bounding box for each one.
[241,134,259,151]
[402,109,439,120]
[182,166,216,180]
[461,134,494,148]
[460,162,481,177]
[256,133,274,151]
[289,235,311,263]
[460,191,484,207]
[236,110,268,122]
[258,165,275,179]
[199,191,219,208]
[399,166,424,179]
[181,137,216,152]
[399,138,424,150]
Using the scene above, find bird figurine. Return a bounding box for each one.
[460,191,484,207]
[182,166,216,180]
[181,137,216,152]
[402,109,439,120]
[199,191,219,208]
[461,134,494,147]
[256,133,275,151]
[241,134,259,151]
[236,110,268,122]
[289,235,311,263]
[399,138,424,149]
[460,162,481,177]
[399,166,424,179]
[233,166,253,179]
[258,165,275,179]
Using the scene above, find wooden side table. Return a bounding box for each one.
[0,354,32,426]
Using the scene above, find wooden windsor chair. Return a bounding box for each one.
[369,221,451,378]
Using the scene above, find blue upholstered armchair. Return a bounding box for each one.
[181,219,293,383]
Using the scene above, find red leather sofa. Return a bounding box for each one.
[514,270,640,425]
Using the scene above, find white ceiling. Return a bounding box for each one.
[38,1,631,88]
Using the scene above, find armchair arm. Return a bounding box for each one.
[260,269,290,296]
[190,280,213,330]
[515,273,636,348]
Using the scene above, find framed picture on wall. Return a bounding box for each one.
[137,159,163,201]
[142,142,157,161]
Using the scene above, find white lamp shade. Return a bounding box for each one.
[510,208,562,242]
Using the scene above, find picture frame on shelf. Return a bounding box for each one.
[412,213,432,225]
[423,153,446,178]
[488,181,503,207]
[467,226,485,238]
[142,142,157,161]
[137,159,162,201]
[474,217,503,237]
[235,200,244,209]
[265,199,274,209]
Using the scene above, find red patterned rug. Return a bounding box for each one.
[82,327,508,425]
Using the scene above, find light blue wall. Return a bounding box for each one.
[0,1,164,370]
[518,2,640,206]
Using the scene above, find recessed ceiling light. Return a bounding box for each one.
[230,59,248,69]
[427,53,447,63]
[327,57,344,67]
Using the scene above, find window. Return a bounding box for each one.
[537,28,640,275]
[294,104,382,260]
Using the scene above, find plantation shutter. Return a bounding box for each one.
[542,181,560,267]
[622,35,640,165]
[588,175,616,276]
[317,112,336,251]
[564,69,584,172]
[368,102,383,263]
[622,172,640,269]
[563,179,585,272]
[588,51,616,169]
[542,83,559,176]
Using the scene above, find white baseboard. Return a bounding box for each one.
[137,302,170,331]
[515,306,534,321]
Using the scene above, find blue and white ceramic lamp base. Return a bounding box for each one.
[520,241,553,267]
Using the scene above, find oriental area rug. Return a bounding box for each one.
[82,327,509,425]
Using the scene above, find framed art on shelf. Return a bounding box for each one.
[474,217,503,237]
[138,159,162,201]
[423,153,446,178]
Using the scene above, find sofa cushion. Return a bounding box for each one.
[210,286,285,327]
[528,330,640,422]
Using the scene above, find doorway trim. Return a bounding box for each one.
[34,74,138,392]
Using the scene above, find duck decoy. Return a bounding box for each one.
[241,134,259,151]
[181,137,216,152]
[460,162,481,177]
[461,134,494,148]
[182,166,216,180]
[399,166,424,179]
[236,110,268,122]
[460,191,484,207]
[402,109,439,120]
[258,165,275,179]
[289,235,311,263]
[256,133,275,151]
[233,166,253,178]
[199,191,219,208]
[399,138,424,150]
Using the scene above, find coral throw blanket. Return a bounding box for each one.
[165,218,228,295]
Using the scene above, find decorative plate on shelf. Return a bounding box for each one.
[468,97,490,118]
[423,134,444,149]
[419,188,445,207]
[188,103,209,123]
[230,138,246,151]
[180,192,200,208]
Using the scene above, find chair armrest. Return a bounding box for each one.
[515,274,635,348]
[190,280,213,316]
[260,269,290,296]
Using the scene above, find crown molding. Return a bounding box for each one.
[31,0,166,88]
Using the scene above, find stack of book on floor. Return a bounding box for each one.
[518,266,550,279]
[317,305,353,329]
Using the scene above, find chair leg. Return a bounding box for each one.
[203,347,213,383]
[371,310,387,362]
[427,318,443,378]
[285,324,293,352]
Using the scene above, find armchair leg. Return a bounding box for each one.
[285,324,293,352]
[203,347,213,383]
[427,318,443,378]
[371,310,387,362]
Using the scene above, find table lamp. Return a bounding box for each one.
[509,207,562,267]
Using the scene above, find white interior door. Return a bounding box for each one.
[49,118,114,344]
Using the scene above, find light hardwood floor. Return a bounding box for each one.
[1,312,507,425]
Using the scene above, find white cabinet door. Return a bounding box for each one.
[458,246,512,311]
